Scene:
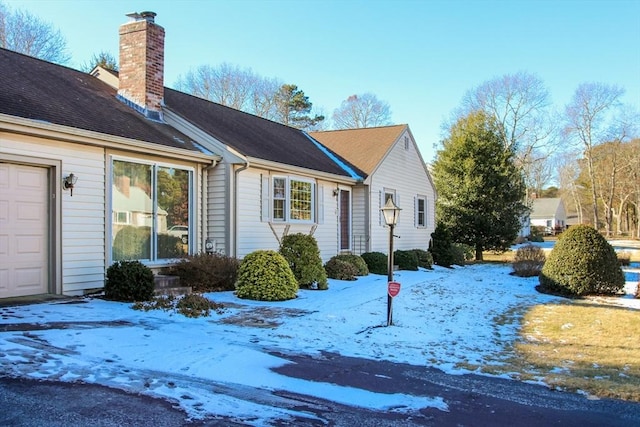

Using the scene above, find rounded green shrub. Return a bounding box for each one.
[333,254,369,276]
[236,250,298,301]
[394,250,419,271]
[279,233,328,290]
[105,260,155,302]
[361,251,388,275]
[512,244,546,277]
[325,257,359,280]
[176,294,224,318]
[412,249,433,269]
[539,225,625,296]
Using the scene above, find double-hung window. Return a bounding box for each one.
[416,195,427,228]
[111,158,193,263]
[271,176,315,222]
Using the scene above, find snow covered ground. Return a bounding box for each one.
[1,263,638,424]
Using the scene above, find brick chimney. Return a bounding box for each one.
[118,11,164,121]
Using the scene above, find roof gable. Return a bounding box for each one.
[0,48,207,155]
[309,125,407,175]
[164,89,364,178]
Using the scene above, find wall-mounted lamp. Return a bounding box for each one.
[333,188,340,197]
[63,173,78,196]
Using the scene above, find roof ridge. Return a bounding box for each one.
[310,124,407,134]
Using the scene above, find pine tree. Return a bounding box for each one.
[433,111,528,260]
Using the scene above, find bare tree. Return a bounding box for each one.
[459,72,556,191]
[558,151,586,224]
[563,82,630,230]
[0,1,70,64]
[175,63,258,111]
[332,93,392,129]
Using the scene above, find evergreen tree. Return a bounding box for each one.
[274,84,324,129]
[433,111,528,260]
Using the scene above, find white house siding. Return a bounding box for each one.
[234,168,342,263]
[206,161,228,255]
[367,130,436,254]
[1,133,105,295]
[351,185,368,254]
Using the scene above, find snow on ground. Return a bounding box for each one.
[1,263,638,424]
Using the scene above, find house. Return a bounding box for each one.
[310,125,437,254]
[0,11,363,299]
[530,197,567,235]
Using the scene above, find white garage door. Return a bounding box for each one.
[0,163,49,298]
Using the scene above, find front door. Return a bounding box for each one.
[339,190,351,251]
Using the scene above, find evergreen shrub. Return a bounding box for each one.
[168,253,239,292]
[176,294,224,318]
[412,249,433,269]
[360,251,388,275]
[324,257,359,280]
[332,254,369,276]
[394,250,419,271]
[512,244,546,277]
[529,226,545,243]
[430,223,455,267]
[539,225,625,296]
[236,250,298,301]
[105,260,155,302]
[451,243,474,265]
[279,233,328,290]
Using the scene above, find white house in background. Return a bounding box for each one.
[310,125,437,254]
[530,197,567,235]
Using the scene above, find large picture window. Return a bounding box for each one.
[272,177,315,222]
[111,159,192,262]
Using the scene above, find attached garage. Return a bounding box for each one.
[0,162,51,298]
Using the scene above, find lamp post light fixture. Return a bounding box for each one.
[380,198,401,326]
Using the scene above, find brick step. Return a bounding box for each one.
[153,275,191,297]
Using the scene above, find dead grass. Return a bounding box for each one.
[512,301,640,401]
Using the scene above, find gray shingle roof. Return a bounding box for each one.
[0,48,207,154]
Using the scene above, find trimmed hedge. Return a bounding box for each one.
[332,254,369,276]
[394,250,419,271]
[361,251,388,275]
[324,258,359,280]
[167,253,239,292]
[105,260,155,302]
[539,225,625,296]
[279,233,328,290]
[236,250,298,301]
[412,249,433,269]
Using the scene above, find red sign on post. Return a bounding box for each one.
[388,281,401,298]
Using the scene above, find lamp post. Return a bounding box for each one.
[381,198,401,326]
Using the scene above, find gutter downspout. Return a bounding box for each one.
[233,160,250,258]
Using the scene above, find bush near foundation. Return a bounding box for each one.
[332,254,369,276]
[394,250,419,271]
[168,253,239,292]
[279,233,328,290]
[236,250,298,301]
[412,249,433,269]
[324,257,359,280]
[539,225,625,296]
[361,251,388,275]
[105,260,155,302]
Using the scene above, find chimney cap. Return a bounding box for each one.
[125,11,156,23]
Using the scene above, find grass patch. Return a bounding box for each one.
[513,301,640,401]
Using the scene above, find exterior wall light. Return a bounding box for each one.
[381,198,401,326]
[63,173,78,196]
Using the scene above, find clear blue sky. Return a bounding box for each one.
[5,0,639,161]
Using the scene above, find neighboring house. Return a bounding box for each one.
[530,198,567,235]
[310,126,437,254]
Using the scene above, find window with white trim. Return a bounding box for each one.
[416,195,427,227]
[272,176,315,222]
[111,158,193,262]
